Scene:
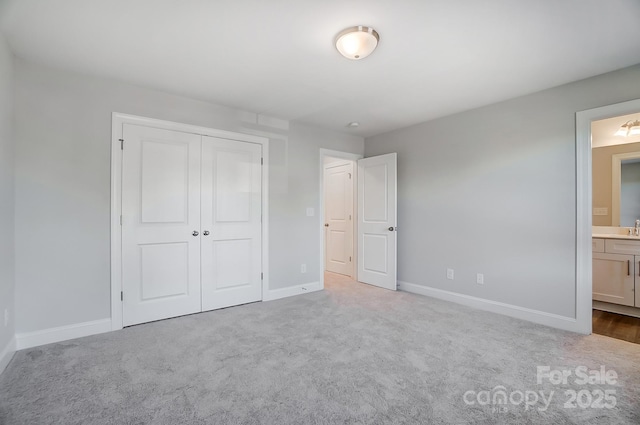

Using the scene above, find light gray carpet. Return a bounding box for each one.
[1,272,639,424]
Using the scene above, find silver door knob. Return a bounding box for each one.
[203,230,210,236]
[388,227,396,231]
[192,231,199,236]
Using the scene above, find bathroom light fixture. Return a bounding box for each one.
[335,26,379,60]
[615,120,640,137]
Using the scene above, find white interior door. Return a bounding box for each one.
[201,136,263,311]
[121,124,202,326]
[357,153,397,290]
[324,161,354,276]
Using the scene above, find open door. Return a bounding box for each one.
[357,153,397,290]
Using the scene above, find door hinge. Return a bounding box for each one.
[120,291,123,301]
[261,157,263,165]
[348,172,352,179]
[261,272,263,280]
[349,256,352,262]
[119,215,122,225]
[119,139,124,150]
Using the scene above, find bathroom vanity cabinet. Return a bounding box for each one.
[593,238,640,307]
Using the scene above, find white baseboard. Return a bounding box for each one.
[593,300,640,319]
[0,336,16,375]
[398,281,581,333]
[263,281,322,302]
[15,318,113,350]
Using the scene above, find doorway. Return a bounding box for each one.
[576,98,640,336]
[320,149,361,287]
[590,109,640,344]
[319,149,398,292]
[324,157,355,277]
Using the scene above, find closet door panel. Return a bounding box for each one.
[201,137,262,311]
[121,124,202,326]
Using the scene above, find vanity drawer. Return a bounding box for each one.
[605,239,640,255]
[592,238,605,253]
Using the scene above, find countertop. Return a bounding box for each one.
[592,226,640,240]
[593,233,640,240]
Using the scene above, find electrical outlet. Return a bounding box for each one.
[301,264,307,273]
[593,207,608,216]
[476,273,484,285]
[4,308,8,327]
[446,268,454,280]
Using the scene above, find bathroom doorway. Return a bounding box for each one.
[590,109,640,344]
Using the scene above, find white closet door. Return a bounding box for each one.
[357,153,397,290]
[121,124,202,326]
[201,136,262,311]
[324,161,354,276]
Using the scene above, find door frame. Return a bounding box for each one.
[576,97,640,334]
[319,149,363,288]
[110,113,269,330]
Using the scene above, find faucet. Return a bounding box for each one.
[635,219,640,236]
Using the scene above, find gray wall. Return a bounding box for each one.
[0,35,14,352]
[14,58,363,333]
[365,64,640,318]
[270,123,363,289]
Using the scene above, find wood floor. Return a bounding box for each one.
[592,309,640,344]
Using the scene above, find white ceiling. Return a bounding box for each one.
[1,0,640,137]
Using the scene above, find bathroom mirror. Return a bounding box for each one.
[592,112,640,228]
[592,145,640,227]
[612,153,640,227]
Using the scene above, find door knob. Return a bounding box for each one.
[203,230,210,236]
[388,227,396,231]
[192,231,199,236]
[324,223,329,227]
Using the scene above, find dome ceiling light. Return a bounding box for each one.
[335,26,379,60]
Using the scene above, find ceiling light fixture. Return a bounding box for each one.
[335,26,379,60]
[347,122,360,128]
[615,120,640,137]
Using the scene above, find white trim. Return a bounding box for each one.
[261,140,270,308]
[611,151,640,227]
[111,115,123,330]
[0,336,16,375]
[15,319,112,350]
[113,113,268,143]
[576,98,640,335]
[319,149,363,290]
[398,281,579,332]
[111,113,270,330]
[263,281,322,301]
